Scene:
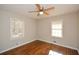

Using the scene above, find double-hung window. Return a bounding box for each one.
[10,18,24,39]
[52,21,63,38]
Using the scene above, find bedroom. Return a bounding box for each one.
[0,4,79,55]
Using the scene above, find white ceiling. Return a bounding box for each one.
[0,4,79,19]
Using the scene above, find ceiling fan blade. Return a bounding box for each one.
[44,11,49,16]
[35,4,41,11]
[45,7,55,11]
[42,6,44,11]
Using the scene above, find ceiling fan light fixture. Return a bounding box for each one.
[39,11,43,15]
[29,4,55,16]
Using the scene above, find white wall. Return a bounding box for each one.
[0,10,36,52]
[0,9,79,53]
[77,11,79,50]
[37,12,78,49]
[37,18,51,41]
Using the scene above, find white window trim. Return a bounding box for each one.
[51,20,63,38]
[10,18,24,39]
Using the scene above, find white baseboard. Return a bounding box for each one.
[0,39,36,53]
[77,50,79,54]
[38,39,78,51]
[1,39,79,54]
[39,39,79,54]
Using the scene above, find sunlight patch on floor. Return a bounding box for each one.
[48,50,63,55]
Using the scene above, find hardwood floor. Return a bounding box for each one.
[0,40,78,55]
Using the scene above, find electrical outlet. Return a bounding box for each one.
[0,48,2,51]
[53,41,56,43]
[16,43,19,45]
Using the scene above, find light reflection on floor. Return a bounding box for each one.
[48,50,63,55]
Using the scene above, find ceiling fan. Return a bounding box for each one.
[28,4,55,16]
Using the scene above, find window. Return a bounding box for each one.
[10,18,24,39]
[52,21,63,37]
